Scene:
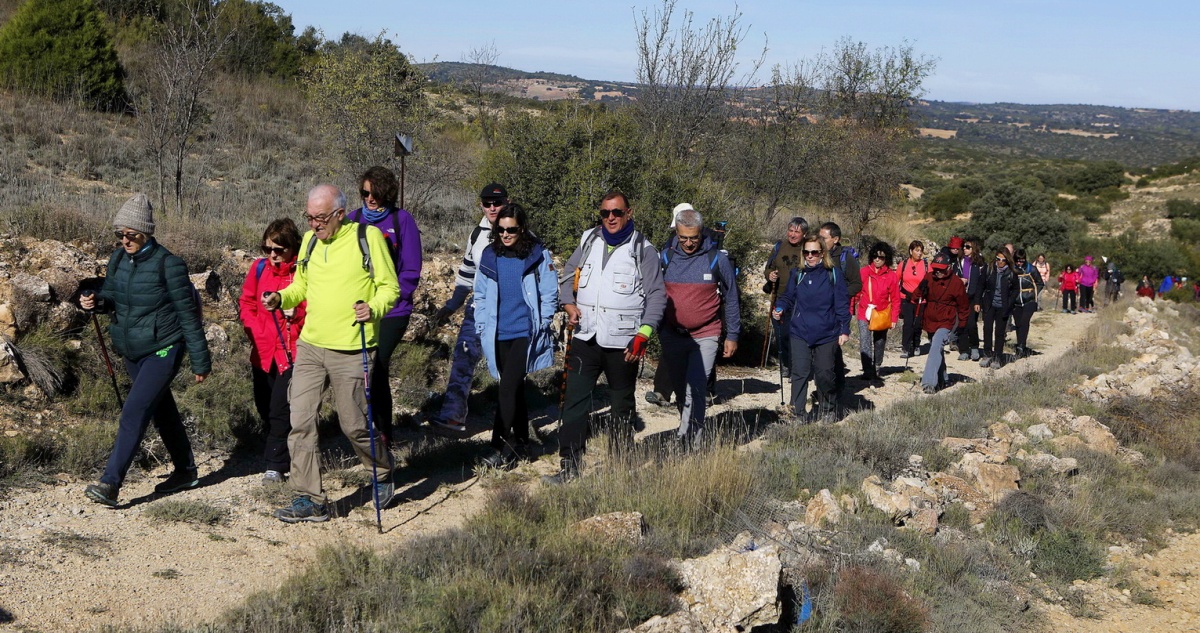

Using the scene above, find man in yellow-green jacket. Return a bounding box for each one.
[263,184,400,523]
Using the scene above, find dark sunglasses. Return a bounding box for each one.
[803,249,822,256]
[995,256,1008,262]
[481,199,505,208]
[263,246,288,255]
[114,231,143,241]
[599,208,627,219]
[495,226,522,235]
[360,189,374,199]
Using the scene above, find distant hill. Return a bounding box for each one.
[420,62,1200,167]
[417,62,639,102]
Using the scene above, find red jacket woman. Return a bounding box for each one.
[855,242,901,382]
[238,219,306,482]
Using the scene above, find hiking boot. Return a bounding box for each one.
[898,350,912,359]
[154,469,199,494]
[979,356,992,369]
[542,457,580,486]
[970,349,981,361]
[776,403,798,420]
[428,417,467,434]
[957,352,970,361]
[262,470,285,485]
[922,384,937,395]
[479,448,517,470]
[373,480,396,508]
[274,496,330,523]
[817,408,839,425]
[644,391,669,407]
[85,482,119,507]
[992,355,1006,369]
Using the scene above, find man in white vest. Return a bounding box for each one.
[547,190,666,484]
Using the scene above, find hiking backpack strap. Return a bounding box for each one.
[357,221,375,279]
[254,258,267,280]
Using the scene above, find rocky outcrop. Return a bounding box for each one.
[1074,298,1197,401]
[675,539,782,632]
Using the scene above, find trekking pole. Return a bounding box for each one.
[760,281,778,368]
[555,269,582,437]
[81,290,123,409]
[262,293,294,369]
[354,301,383,534]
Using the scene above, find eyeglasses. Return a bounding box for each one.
[677,235,702,243]
[963,246,973,250]
[304,209,341,225]
[114,231,143,241]
[803,249,822,256]
[360,189,374,199]
[495,226,522,235]
[263,246,288,255]
[872,254,886,261]
[599,208,627,219]
[481,200,505,208]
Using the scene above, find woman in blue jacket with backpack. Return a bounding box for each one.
[473,204,558,468]
[773,234,851,423]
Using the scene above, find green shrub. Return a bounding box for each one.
[1032,529,1104,583]
[1171,218,1200,245]
[0,0,125,109]
[1165,198,1200,220]
[144,499,229,525]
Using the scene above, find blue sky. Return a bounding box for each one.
[279,0,1198,111]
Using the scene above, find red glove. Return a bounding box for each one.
[626,333,650,360]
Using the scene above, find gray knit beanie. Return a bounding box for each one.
[113,193,155,236]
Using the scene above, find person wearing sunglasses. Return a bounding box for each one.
[238,218,306,484]
[772,236,850,423]
[977,248,1019,369]
[471,204,558,469]
[1011,249,1045,359]
[910,251,970,394]
[657,208,741,446]
[261,184,400,523]
[426,183,510,435]
[955,237,986,361]
[345,166,423,446]
[549,189,666,484]
[855,241,900,386]
[78,193,211,508]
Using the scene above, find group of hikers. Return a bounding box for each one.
[77,172,1182,524]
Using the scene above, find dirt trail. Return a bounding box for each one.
[0,306,1196,632]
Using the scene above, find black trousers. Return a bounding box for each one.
[1080,285,1095,310]
[790,337,838,415]
[559,337,638,458]
[370,314,410,442]
[900,301,923,354]
[1014,302,1037,349]
[982,305,1010,358]
[492,337,530,449]
[252,363,292,472]
[957,307,979,352]
[1063,290,1076,311]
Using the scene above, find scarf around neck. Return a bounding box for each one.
[602,219,636,247]
[360,205,391,224]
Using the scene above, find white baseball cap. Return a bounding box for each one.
[669,202,694,228]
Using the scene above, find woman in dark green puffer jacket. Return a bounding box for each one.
[80,194,211,507]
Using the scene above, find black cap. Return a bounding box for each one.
[480,182,507,201]
[931,252,952,270]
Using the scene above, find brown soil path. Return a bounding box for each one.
[0,306,1195,632]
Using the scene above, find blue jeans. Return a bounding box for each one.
[100,344,195,488]
[922,328,952,389]
[434,302,483,423]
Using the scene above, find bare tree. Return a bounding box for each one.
[459,40,501,146]
[127,0,234,216]
[633,0,764,163]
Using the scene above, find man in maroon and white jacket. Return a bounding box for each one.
[659,208,740,443]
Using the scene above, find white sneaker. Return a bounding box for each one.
[262,470,285,484]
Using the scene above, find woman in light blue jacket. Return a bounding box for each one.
[474,204,558,468]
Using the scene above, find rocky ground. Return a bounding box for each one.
[2,278,1199,630]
